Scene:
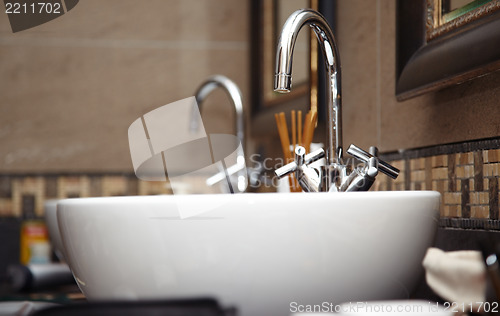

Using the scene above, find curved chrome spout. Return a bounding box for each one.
[191,75,244,145]
[191,75,247,192]
[274,9,400,192]
[274,9,342,165]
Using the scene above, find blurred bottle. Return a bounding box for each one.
[19,195,51,265]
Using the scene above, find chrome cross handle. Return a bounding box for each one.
[347,145,399,179]
[275,147,325,192]
[337,144,400,192]
[274,145,399,193]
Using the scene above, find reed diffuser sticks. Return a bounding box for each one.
[275,109,318,192]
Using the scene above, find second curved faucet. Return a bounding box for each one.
[190,75,247,193]
[191,75,244,146]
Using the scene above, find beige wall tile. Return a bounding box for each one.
[444,205,461,217]
[471,205,489,219]
[57,176,88,198]
[138,180,169,195]
[484,149,500,163]
[484,163,500,177]
[101,176,128,196]
[432,155,448,168]
[394,183,405,191]
[464,165,475,178]
[455,165,475,179]
[410,158,426,171]
[470,192,489,205]
[444,192,461,205]
[0,199,13,216]
[432,167,448,180]
[411,170,425,182]
[10,177,45,216]
[456,152,474,166]
[10,179,22,217]
[0,1,249,173]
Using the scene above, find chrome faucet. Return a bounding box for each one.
[274,9,342,165]
[274,9,399,192]
[191,75,244,144]
[191,75,247,192]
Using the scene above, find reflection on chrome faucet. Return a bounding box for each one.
[274,9,399,192]
[190,75,247,192]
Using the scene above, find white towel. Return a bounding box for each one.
[423,247,486,311]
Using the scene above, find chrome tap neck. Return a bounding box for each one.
[274,9,342,166]
[274,9,400,193]
[192,75,244,144]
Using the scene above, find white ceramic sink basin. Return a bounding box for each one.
[57,191,440,316]
[44,199,67,262]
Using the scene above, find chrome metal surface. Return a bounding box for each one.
[274,9,341,165]
[191,75,246,192]
[347,144,399,180]
[275,147,325,179]
[191,75,244,144]
[275,146,325,192]
[274,9,399,192]
[339,144,400,192]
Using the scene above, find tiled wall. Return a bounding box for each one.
[1,139,499,232]
[376,139,500,230]
[0,175,168,217]
[0,173,225,217]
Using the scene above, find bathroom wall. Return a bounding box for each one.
[0,0,250,216]
[0,0,249,174]
[337,0,500,153]
[333,0,500,229]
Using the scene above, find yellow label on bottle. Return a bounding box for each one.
[20,220,49,265]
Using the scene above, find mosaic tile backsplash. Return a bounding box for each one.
[0,175,169,217]
[1,139,499,230]
[377,149,499,215]
[377,138,500,230]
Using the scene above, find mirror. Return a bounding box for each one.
[396,0,500,100]
[250,0,319,128]
[262,0,310,106]
[442,0,493,21]
[250,0,337,137]
[427,0,500,40]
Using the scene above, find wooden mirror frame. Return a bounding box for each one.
[396,0,500,101]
